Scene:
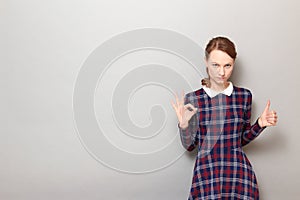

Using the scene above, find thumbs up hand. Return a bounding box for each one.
[258,100,278,128]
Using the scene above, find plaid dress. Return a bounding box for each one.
[179,86,265,200]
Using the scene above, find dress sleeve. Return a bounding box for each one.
[178,94,200,151]
[241,91,266,146]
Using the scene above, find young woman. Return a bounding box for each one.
[171,37,278,199]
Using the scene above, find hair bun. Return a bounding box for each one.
[201,78,211,87]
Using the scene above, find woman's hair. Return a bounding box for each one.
[201,36,237,87]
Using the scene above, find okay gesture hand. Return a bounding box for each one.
[171,92,198,129]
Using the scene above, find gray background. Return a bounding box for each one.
[1,0,300,199]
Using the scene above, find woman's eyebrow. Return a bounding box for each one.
[211,61,232,65]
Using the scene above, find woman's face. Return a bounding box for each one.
[205,49,234,87]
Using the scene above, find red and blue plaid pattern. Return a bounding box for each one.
[179,86,265,200]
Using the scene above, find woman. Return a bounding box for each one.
[171,37,278,199]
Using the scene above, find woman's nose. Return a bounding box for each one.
[219,67,225,76]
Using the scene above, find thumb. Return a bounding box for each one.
[264,100,271,113]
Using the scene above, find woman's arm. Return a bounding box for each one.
[178,108,200,151]
[172,93,199,151]
[241,91,266,146]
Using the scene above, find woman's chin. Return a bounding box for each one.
[217,80,227,84]
[210,79,228,86]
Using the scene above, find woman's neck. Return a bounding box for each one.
[210,82,230,92]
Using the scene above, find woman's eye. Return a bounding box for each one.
[225,64,232,68]
[212,63,218,67]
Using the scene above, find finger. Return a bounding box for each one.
[175,92,180,107]
[171,100,177,110]
[177,91,185,106]
[267,111,278,119]
[268,112,274,119]
[271,115,278,121]
[266,117,277,125]
[272,115,278,121]
[272,112,278,119]
[170,99,179,112]
[193,107,198,113]
[266,123,275,127]
[268,120,277,126]
[266,114,277,120]
[184,103,196,109]
[180,90,185,105]
[184,103,198,113]
[266,118,275,123]
[265,118,276,126]
[264,99,271,113]
[272,111,278,119]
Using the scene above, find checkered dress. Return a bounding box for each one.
[179,86,265,200]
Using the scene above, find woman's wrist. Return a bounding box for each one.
[258,117,264,128]
[179,122,189,130]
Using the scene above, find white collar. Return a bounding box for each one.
[203,82,233,98]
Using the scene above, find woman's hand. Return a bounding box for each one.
[171,92,198,129]
[258,100,278,128]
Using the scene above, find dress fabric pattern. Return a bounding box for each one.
[179,86,265,200]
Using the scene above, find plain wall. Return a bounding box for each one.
[1,0,300,199]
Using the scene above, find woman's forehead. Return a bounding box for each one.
[208,50,234,63]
